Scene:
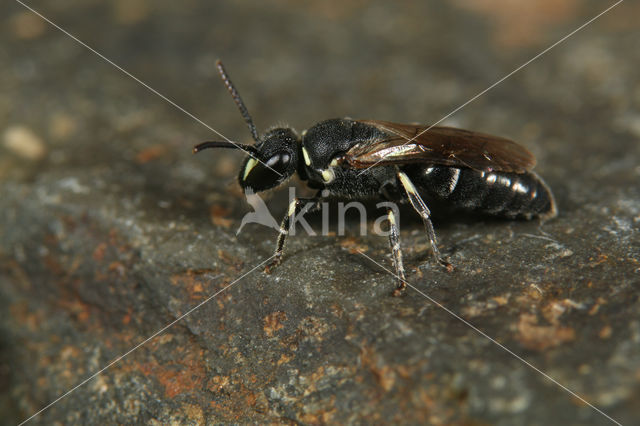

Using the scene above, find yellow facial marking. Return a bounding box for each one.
[243,158,258,181]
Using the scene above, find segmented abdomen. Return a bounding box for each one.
[406,166,556,219]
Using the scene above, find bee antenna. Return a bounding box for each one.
[192,141,258,156]
[216,60,260,143]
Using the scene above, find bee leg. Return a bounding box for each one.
[397,171,453,272]
[387,208,407,296]
[264,197,321,274]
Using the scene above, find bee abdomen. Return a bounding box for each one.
[408,166,556,219]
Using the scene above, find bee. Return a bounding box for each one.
[194,61,557,296]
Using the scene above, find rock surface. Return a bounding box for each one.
[1,1,639,424]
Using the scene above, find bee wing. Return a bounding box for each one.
[345,120,537,173]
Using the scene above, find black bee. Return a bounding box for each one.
[194,61,557,296]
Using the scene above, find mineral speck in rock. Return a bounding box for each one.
[3,125,47,161]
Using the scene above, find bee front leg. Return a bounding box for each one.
[397,171,453,272]
[264,197,321,274]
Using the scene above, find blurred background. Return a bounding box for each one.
[2,0,638,424]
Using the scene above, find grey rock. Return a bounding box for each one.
[1,1,638,424]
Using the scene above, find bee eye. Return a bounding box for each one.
[266,153,291,171]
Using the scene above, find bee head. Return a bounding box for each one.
[238,127,299,192]
[192,60,301,193]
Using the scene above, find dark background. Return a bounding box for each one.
[1,0,638,424]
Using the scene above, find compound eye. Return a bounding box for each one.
[265,153,291,172]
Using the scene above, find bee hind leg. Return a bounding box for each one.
[397,171,453,272]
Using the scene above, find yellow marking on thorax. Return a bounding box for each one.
[321,168,335,183]
[302,147,311,166]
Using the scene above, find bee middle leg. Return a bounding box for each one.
[397,171,453,272]
[264,197,321,274]
[386,208,408,296]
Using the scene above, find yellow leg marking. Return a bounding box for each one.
[287,199,297,217]
[398,171,418,195]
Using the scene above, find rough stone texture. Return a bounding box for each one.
[1,0,639,424]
